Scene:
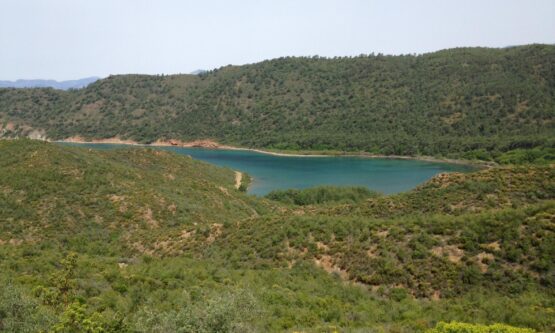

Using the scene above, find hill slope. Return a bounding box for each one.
[1,44,554,159]
[200,166,554,297]
[0,139,263,253]
[0,140,553,332]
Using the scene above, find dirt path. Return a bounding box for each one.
[234,171,242,189]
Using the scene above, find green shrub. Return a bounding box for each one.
[133,289,260,333]
[265,186,380,205]
[0,283,55,333]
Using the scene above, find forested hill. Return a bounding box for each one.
[1,44,554,158]
[1,140,554,331]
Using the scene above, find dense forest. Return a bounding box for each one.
[0,44,554,160]
[0,140,553,332]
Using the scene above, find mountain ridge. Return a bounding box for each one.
[0,44,553,161]
[0,76,100,90]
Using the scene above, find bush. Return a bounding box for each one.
[0,283,55,333]
[133,289,260,333]
[265,186,380,205]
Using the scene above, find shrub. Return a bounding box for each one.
[133,289,260,333]
[0,283,55,333]
[265,186,380,205]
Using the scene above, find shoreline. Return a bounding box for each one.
[223,146,489,167]
[53,137,491,167]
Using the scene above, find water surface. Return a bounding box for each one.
[60,143,474,196]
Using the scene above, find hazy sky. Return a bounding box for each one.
[1,0,554,80]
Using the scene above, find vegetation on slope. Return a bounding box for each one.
[0,139,267,254]
[0,140,553,332]
[1,44,554,160]
[265,186,381,205]
[206,167,554,298]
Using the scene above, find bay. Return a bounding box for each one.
[59,143,474,196]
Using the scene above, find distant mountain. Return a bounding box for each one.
[190,69,207,75]
[0,76,99,90]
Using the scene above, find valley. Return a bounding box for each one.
[0,139,553,332]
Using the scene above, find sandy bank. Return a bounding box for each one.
[234,171,242,189]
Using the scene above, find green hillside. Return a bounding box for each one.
[0,140,553,332]
[1,44,554,160]
[0,139,263,253]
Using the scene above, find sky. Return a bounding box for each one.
[1,0,554,80]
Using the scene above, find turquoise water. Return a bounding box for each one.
[59,143,474,196]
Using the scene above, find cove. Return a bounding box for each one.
[59,143,475,196]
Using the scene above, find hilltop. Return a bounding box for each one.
[0,140,553,332]
[1,44,554,161]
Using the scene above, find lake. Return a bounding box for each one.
[59,143,474,196]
